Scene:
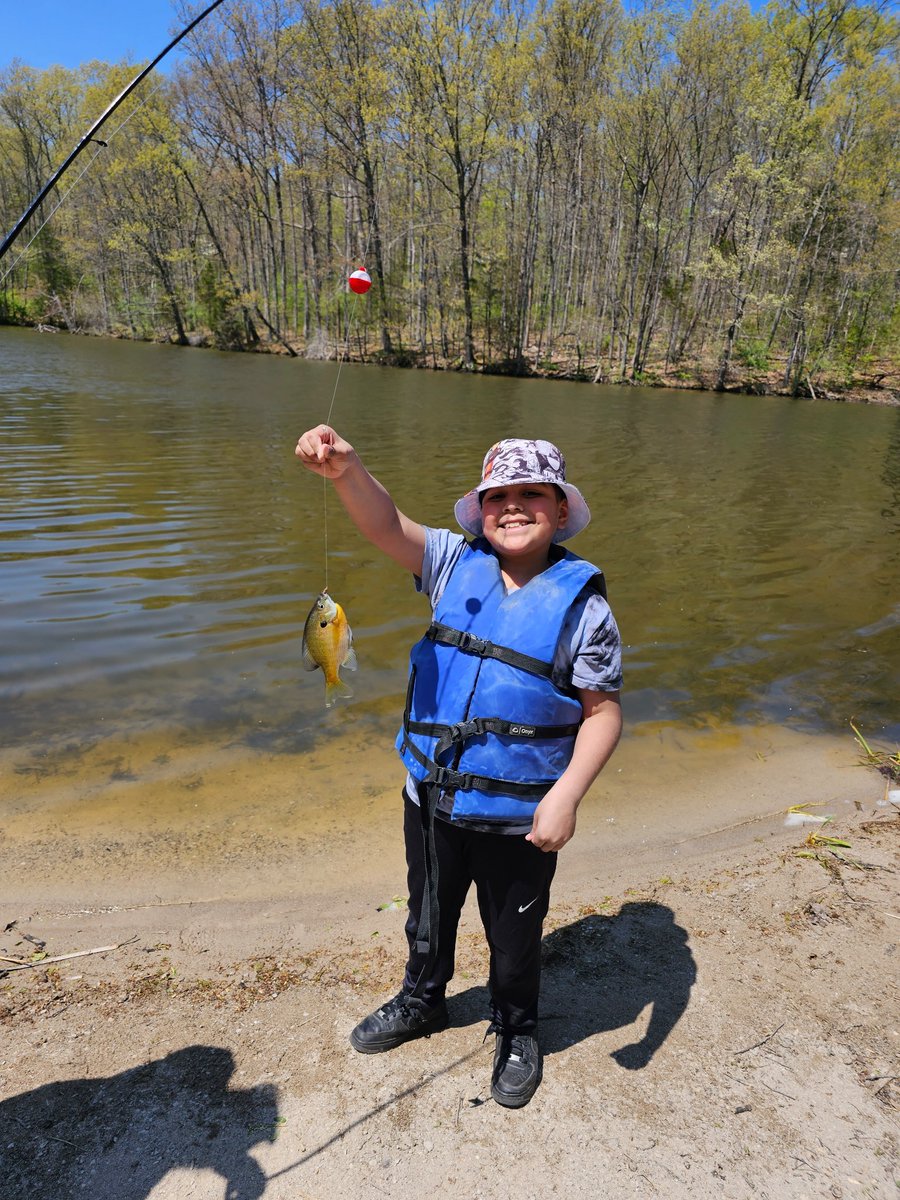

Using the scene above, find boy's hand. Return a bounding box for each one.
[526,787,578,852]
[527,691,621,852]
[295,424,357,479]
[294,424,427,574]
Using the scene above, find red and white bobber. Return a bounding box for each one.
[348,268,372,295]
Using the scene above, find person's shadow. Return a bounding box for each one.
[0,1045,278,1200]
[448,901,696,1068]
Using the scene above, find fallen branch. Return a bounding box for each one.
[757,1078,798,1101]
[0,936,138,972]
[671,807,786,844]
[732,1022,785,1056]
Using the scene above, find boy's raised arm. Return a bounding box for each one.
[295,424,426,576]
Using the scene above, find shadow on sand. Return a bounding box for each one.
[1,904,695,1198]
[446,901,696,1068]
[0,1045,277,1200]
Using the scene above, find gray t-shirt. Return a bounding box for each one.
[404,527,623,833]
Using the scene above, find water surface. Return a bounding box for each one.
[2,327,898,779]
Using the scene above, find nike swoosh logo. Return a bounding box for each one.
[518,898,538,913]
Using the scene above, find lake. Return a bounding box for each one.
[1,326,897,824]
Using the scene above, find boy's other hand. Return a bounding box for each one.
[526,788,578,852]
[528,691,621,852]
[295,424,357,479]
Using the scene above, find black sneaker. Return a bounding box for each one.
[349,990,449,1054]
[490,1028,542,1108]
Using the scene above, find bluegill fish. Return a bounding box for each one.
[302,591,357,707]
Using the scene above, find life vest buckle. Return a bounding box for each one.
[431,765,474,792]
[432,765,454,788]
[457,631,490,657]
[448,717,487,744]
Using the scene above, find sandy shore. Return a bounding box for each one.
[1,725,898,1199]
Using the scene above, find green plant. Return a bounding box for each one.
[736,339,769,372]
[851,721,900,783]
[0,291,37,325]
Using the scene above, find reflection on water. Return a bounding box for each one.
[1,326,898,772]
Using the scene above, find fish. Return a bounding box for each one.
[302,590,357,708]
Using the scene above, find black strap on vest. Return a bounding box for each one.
[408,713,581,749]
[412,780,442,981]
[401,724,579,796]
[425,621,555,679]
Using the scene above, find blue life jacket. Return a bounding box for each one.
[396,538,605,823]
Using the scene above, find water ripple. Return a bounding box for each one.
[1,328,898,752]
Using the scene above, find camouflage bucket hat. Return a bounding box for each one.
[454,438,591,543]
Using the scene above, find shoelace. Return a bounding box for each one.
[509,1039,526,1062]
[485,1023,532,1064]
[380,993,411,1020]
[506,1036,530,1063]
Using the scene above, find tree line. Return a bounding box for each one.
[0,0,897,393]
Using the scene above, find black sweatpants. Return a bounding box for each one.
[401,791,557,1033]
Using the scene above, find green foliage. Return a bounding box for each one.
[0,290,38,325]
[736,339,770,371]
[0,0,894,387]
[198,262,228,333]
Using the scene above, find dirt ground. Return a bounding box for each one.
[1,733,897,1200]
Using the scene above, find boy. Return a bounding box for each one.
[295,426,622,1107]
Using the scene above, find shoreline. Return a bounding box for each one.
[1,722,883,920]
[7,321,898,407]
[1,745,896,1198]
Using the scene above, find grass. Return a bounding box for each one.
[851,722,900,784]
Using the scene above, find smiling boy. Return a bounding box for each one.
[295,428,623,1107]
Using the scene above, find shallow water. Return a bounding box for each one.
[1,327,898,820]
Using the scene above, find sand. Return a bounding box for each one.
[1,723,897,1199]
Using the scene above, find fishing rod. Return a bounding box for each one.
[0,0,230,263]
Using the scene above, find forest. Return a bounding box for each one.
[0,0,897,396]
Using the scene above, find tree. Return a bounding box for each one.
[387,0,525,368]
[287,0,396,353]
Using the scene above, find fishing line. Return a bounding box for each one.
[320,203,378,593]
[0,78,169,292]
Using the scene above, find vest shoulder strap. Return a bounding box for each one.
[425,620,554,678]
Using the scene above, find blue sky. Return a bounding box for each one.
[3,1,195,72]
[3,0,774,74]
